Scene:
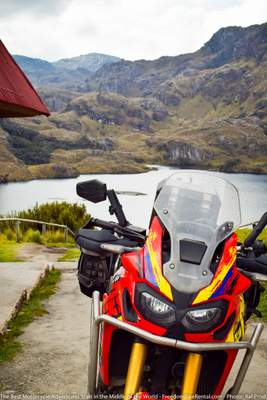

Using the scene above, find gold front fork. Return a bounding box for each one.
[181,352,203,400]
[124,342,148,400]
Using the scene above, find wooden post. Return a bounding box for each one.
[64,228,68,244]
[42,224,46,238]
[16,221,20,242]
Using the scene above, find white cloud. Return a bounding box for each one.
[0,0,69,18]
[0,0,266,61]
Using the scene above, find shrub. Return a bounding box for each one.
[4,228,16,241]
[7,201,90,233]
[24,229,43,244]
[46,229,66,244]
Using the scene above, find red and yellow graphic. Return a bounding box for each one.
[193,233,238,305]
[143,216,173,300]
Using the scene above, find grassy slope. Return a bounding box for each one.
[0,241,22,262]
[58,248,80,261]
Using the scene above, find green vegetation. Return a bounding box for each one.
[0,202,86,259]
[1,201,89,241]
[237,227,267,244]
[0,239,21,262]
[24,228,44,244]
[5,228,16,241]
[237,227,267,321]
[258,282,267,321]
[46,241,75,248]
[28,162,79,180]
[45,229,72,244]
[9,201,90,233]
[0,202,87,263]
[0,268,61,363]
[58,248,80,261]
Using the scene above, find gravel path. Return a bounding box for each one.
[0,270,266,396]
[18,243,66,263]
[0,270,90,395]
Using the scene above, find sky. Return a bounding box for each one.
[0,0,266,62]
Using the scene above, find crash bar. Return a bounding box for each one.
[92,291,264,395]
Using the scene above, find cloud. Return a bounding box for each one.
[0,0,266,61]
[181,0,244,10]
[0,0,70,18]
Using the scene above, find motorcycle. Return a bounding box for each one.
[75,171,267,399]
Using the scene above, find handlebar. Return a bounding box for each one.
[243,212,267,248]
[88,217,146,242]
[237,254,267,276]
[237,212,267,276]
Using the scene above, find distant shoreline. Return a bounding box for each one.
[1,163,267,185]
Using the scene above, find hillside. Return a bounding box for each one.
[0,23,266,182]
[13,53,121,89]
[53,53,120,72]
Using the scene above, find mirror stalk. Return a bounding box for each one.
[107,189,128,227]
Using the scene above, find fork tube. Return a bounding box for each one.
[124,342,148,400]
[181,352,203,399]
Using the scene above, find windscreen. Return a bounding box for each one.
[154,171,241,293]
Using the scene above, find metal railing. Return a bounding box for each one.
[0,217,74,243]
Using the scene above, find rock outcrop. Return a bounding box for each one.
[158,141,214,166]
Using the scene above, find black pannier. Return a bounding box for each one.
[75,228,139,298]
[78,252,116,298]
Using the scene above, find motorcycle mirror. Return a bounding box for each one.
[76,179,107,203]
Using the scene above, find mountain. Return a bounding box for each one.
[13,52,121,89]
[84,23,267,97]
[53,53,121,72]
[1,22,266,183]
[13,55,55,74]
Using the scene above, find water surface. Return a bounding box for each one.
[0,167,266,228]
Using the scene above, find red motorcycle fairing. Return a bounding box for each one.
[100,269,167,385]
[98,215,252,394]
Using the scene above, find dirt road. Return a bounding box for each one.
[18,243,66,263]
[0,270,90,395]
[0,270,266,395]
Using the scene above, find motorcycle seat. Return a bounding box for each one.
[75,228,139,254]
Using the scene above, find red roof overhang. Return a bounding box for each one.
[0,40,50,118]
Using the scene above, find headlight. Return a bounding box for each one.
[182,307,222,332]
[136,287,176,327]
[186,308,220,323]
[142,292,174,314]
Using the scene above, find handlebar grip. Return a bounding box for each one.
[237,255,267,276]
[243,212,267,248]
[90,218,145,242]
[91,218,116,230]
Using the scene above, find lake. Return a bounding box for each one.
[0,167,266,228]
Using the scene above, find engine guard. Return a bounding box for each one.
[91,290,264,397]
